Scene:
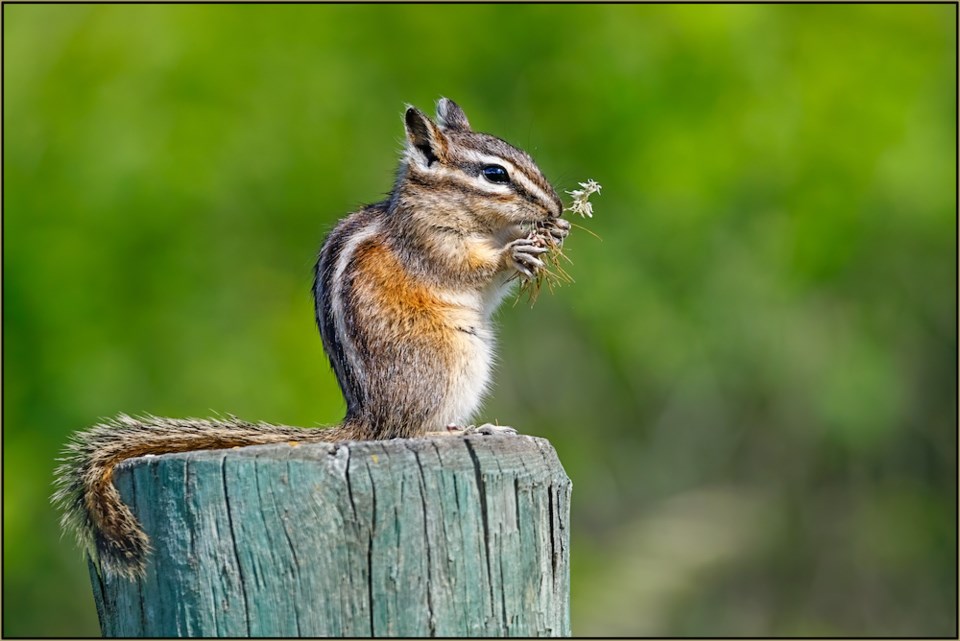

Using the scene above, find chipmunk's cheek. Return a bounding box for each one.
[513,203,544,225]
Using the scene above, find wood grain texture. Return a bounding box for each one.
[88,434,571,637]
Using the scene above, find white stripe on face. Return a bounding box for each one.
[406,150,512,196]
[457,149,555,206]
[407,146,555,209]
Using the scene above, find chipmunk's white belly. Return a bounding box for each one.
[447,327,495,426]
[436,291,499,427]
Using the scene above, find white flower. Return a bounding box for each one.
[565,179,602,218]
[580,179,602,195]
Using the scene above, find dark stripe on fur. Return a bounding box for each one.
[313,206,384,416]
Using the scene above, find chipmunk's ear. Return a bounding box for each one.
[436,97,471,132]
[404,106,447,166]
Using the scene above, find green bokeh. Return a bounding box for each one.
[3,4,955,636]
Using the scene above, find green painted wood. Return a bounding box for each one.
[88,434,571,637]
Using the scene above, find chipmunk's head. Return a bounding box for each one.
[399,98,563,229]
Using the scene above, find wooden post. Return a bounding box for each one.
[87,434,571,637]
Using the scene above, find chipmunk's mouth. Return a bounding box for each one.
[504,214,554,239]
[515,221,539,235]
[521,215,556,229]
[518,215,552,228]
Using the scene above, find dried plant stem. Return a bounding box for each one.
[570,222,603,241]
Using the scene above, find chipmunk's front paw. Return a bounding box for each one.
[507,237,549,280]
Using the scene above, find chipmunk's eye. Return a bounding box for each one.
[481,164,510,184]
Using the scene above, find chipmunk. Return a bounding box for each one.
[52,98,571,580]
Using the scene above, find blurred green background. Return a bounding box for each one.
[3,4,956,636]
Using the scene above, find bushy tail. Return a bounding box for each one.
[51,414,349,580]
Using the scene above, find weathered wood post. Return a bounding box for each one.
[87,434,571,637]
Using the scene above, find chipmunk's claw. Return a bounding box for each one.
[507,238,548,281]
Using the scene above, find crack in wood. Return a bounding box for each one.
[220,456,251,636]
[463,438,497,631]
